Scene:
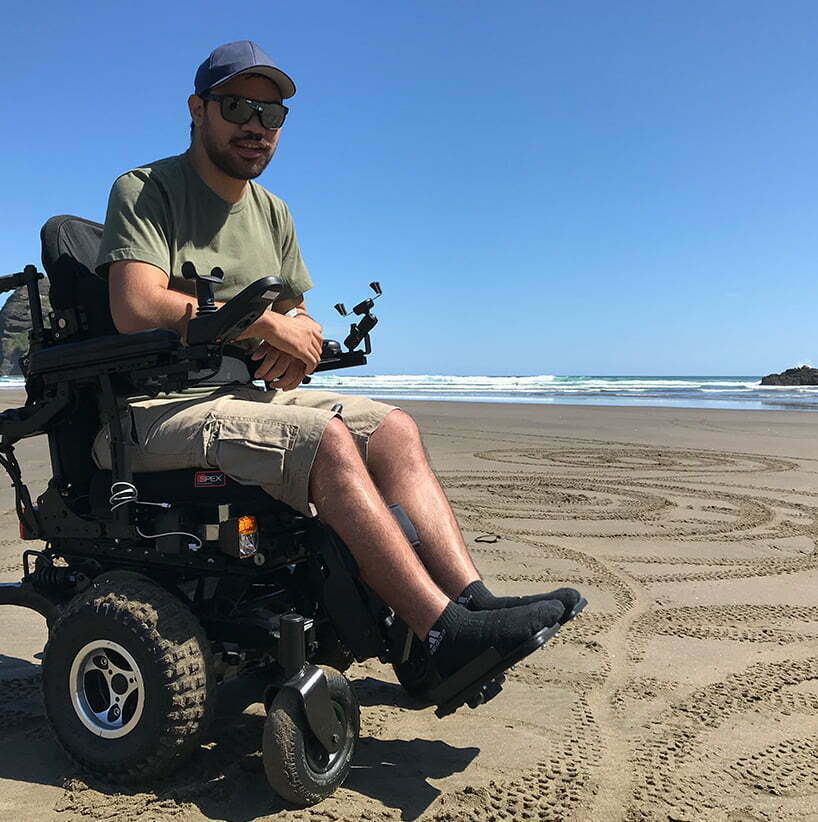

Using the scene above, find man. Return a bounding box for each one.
[94,41,584,709]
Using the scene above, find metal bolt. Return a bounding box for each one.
[331,733,340,744]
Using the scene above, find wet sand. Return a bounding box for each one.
[2,392,818,821]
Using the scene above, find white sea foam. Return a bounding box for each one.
[308,374,766,393]
[302,374,818,411]
[4,373,818,411]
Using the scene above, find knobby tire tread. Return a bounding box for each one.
[42,570,214,783]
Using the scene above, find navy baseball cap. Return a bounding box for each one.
[194,41,296,99]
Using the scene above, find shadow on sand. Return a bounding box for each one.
[0,668,479,821]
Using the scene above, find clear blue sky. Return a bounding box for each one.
[3,1,817,375]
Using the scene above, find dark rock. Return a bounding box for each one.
[0,281,51,376]
[760,366,818,386]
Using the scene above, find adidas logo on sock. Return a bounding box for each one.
[456,595,471,606]
[425,628,446,655]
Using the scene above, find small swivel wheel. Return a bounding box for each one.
[263,666,359,806]
[42,570,214,782]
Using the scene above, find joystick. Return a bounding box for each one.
[181,262,224,316]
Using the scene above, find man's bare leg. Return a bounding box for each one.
[366,410,480,598]
[366,410,584,618]
[309,417,565,706]
[309,417,450,638]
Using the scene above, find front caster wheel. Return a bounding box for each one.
[263,666,359,806]
[42,570,214,783]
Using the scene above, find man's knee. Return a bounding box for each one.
[373,409,421,445]
[315,416,362,468]
[369,410,428,472]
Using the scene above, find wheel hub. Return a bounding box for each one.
[305,702,347,773]
[69,640,145,739]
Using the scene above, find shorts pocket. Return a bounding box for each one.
[129,401,204,460]
[206,417,298,494]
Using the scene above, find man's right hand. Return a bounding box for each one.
[259,312,323,372]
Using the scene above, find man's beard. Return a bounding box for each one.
[201,127,274,181]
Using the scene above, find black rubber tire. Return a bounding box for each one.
[393,635,440,701]
[42,570,214,783]
[262,666,359,806]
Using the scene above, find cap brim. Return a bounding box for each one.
[212,65,296,99]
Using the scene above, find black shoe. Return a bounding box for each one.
[424,600,564,717]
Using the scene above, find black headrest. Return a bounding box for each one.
[40,215,116,339]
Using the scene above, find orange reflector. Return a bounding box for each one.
[237,516,258,535]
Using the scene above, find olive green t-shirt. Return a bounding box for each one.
[95,152,313,305]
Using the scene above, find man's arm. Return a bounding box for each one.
[108,261,323,375]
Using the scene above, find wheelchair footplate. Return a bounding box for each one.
[430,622,562,719]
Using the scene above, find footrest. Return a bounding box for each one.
[431,622,561,718]
[562,597,588,625]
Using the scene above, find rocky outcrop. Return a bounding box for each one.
[760,366,818,386]
[0,282,51,376]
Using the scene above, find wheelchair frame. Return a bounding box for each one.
[0,260,416,802]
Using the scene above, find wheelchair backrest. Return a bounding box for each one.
[40,215,117,342]
[39,216,116,491]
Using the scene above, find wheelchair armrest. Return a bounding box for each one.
[313,340,366,373]
[27,329,181,376]
[186,277,283,346]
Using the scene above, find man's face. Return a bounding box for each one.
[191,74,283,181]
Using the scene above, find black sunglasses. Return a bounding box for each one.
[199,92,289,130]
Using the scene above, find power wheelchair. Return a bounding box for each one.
[0,215,481,806]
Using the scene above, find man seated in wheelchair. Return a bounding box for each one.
[94,41,586,705]
[0,41,587,804]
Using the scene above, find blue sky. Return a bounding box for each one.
[3,1,817,375]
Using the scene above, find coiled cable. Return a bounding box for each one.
[109,481,203,549]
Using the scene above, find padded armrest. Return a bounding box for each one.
[28,329,181,375]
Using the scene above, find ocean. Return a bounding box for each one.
[304,374,818,411]
[3,374,816,412]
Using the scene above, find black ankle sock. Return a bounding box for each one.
[457,579,582,620]
[423,600,564,681]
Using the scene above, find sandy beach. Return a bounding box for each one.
[2,392,818,821]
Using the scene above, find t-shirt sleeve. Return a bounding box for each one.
[95,171,172,278]
[276,202,313,301]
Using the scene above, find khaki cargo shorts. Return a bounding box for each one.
[92,385,397,516]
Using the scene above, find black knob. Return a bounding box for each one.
[181,261,198,280]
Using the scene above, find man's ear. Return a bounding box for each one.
[188,94,205,127]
